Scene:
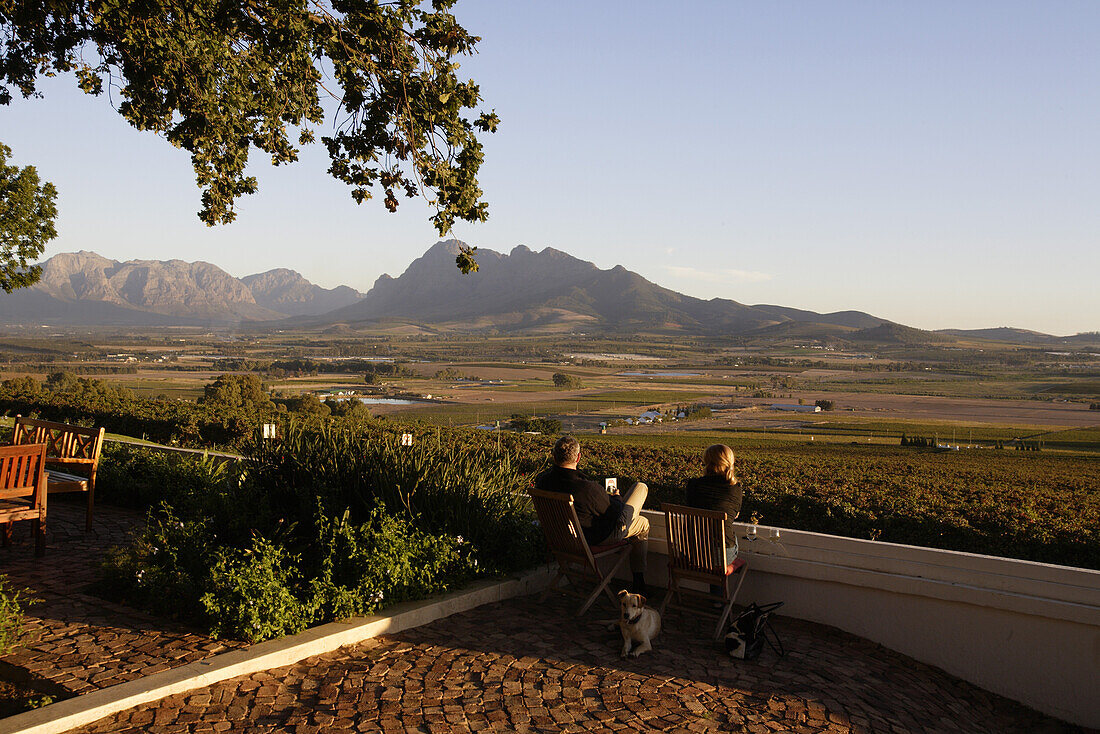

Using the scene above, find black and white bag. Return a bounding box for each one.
[724,601,785,660]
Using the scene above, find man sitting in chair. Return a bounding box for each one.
[535,435,650,594]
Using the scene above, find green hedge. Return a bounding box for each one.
[101,425,542,642]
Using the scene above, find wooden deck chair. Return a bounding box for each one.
[12,416,105,531]
[658,503,749,641]
[529,489,632,616]
[0,443,48,557]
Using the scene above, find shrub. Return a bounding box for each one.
[200,536,313,642]
[102,504,227,622]
[0,576,32,655]
[552,372,582,389]
[509,415,562,434]
[103,423,541,642]
[95,444,233,509]
[304,509,469,621]
[247,423,542,574]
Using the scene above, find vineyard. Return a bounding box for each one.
[570,440,1100,570]
[394,428,1100,571]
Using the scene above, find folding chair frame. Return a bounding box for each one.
[529,489,632,616]
[659,503,749,641]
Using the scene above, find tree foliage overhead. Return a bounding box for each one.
[0,0,497,270]
[0,141,57,292]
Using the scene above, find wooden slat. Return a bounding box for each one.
[11,416,104,461]
[662,503,729,581]
[0,508,39,522]
[0,443,47,511]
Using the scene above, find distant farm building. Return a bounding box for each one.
[771,404,821,413]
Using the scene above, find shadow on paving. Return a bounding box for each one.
[0,499,246,697]
[70,589,1084,734]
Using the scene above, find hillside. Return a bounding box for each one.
[937,327,1054,343]
[848,322,951,345]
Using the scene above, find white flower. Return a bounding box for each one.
[455,535,465,544]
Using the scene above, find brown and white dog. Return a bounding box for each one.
[617,589,661,658]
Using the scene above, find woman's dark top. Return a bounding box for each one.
[685,475,742,548]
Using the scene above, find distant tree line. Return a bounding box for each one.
[0,372,372,447]
[364,363,416,384]
[433,367,481,381]
[900,435,935,448]
[670,404,712,421]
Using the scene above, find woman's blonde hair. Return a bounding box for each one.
[703,444,737,484]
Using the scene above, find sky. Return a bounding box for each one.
[3,1,1099,335]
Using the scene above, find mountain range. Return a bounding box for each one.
[0,242,1094,346]
[0,251,363,325]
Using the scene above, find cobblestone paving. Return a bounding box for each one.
[0,499,245,694]
[72,592,1081,734]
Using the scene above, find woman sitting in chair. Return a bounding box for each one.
[685,444,742,563]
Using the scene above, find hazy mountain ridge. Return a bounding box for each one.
[1,244,1087,344]
[241,269,363,316]
[935,327,1054,343]
[0,251,362,325]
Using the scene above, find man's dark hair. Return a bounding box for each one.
[552,435,580,465]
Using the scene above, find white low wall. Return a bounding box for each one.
[633,510,1100,728]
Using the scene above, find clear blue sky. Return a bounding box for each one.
[3,1,1098,334]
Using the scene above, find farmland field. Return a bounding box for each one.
[2,330,1097,569]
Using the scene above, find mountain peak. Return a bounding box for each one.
[323,242,780,334]
[425,239,467,256]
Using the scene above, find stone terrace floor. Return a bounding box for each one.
[0,499,245,695]
[71,591,1082,734]
[1,501,1088,733]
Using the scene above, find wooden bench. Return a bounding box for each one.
[11,416,105,531]
[0,443,48,556]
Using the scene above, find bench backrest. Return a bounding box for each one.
[0,442,47,507]
[12,416,105,468]
[529,489,597,569]
[662,503,729,581]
